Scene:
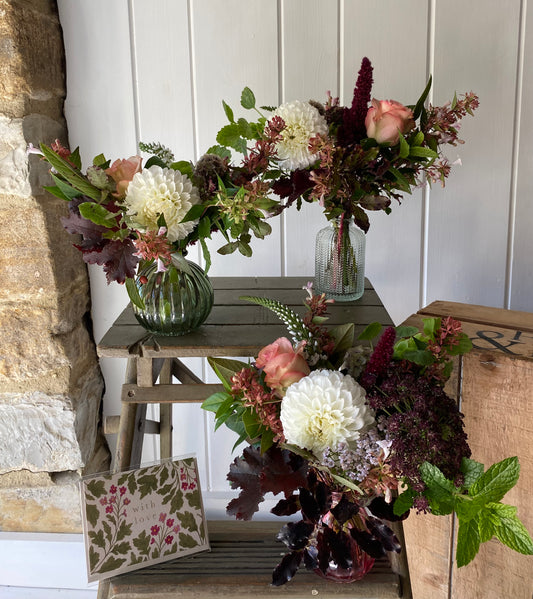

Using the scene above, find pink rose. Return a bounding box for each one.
[256,337,310,394]
[105,155,142,197]
[365,99,415,145]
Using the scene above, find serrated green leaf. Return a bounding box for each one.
[447,334,473,355]
[420,462,455,514]
[403,349,435,366]
[357,322,382,341]
[470,456,520,504]
[171,160,194,178]
[237,118,254,139]
[133,530,151,555]
[216,123,247,154]
[240,87,256,110]
[493,510,533,555]
[456,516,481,567]
[393,488,415,516]
[89,545,99,571]
[461,458,485,490]
[98,555,127,574]
[126,278,145,310]
[78,202,117,228]
[222,100,235,123]
[206,144,232,160]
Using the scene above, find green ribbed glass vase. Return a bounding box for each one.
[132,254,213,336]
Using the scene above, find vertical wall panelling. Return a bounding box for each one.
[511,1,533,312]
[428,0,521,309]
[281,0,340,277]
[342,0,430,325]
[191,0,282,279]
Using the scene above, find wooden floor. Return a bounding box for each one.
[103,521,403,599]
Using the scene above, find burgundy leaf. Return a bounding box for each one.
[365,516,401,553]
[323,527,352,570]
[227,445,309,521]
[271,550,303,587]
[61,211,109,240]
[271,495,300,517]
[271,170,312,204]
[303,546,318,571]
[277,521,315,550]
[368,496,410,522]
[82,238,138,284]
[298,488,320,523]
[330,494,360,525]
[350,528,387,559]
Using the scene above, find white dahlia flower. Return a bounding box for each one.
[124,165,199,242]
[274,100,328,170]
[280,370,375,456]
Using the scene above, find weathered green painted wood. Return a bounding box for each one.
[106,521,403,599]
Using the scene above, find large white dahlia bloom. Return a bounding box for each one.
[280,370,375,456]
[124,165,199,242]
[274,100,328,170]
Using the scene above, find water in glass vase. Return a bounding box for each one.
[314,217,366,301]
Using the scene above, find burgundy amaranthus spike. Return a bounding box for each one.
[338,57,374,147]
[360,326,396,388]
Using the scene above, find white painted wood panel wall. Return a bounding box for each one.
[56,0,532,516]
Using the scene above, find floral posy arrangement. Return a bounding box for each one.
[202,288,533,585]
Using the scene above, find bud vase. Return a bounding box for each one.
[314,216,366,301]
[131,253,214,336]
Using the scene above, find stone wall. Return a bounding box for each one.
[0,0,110,532]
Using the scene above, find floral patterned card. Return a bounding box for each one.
[80,456,209,582]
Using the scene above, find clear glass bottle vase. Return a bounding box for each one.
[131,253,214,336]
[314,216,366,301]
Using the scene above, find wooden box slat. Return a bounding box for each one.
[107,521,403,599]
[401,301,533,599]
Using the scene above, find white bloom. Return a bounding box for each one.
[274,100,328,170]
[124,165,199,242]
[280,370,375,456]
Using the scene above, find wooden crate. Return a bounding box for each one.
[400,301,533,599]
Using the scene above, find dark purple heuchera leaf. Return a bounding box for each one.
[61,211,109,240]
[303,546,318,570]
[350,528,387,559]
[271,550,303,587]
[226,445,308,521]
[298,488,321,523]
[314,481,330,514]
[271,494,300,517]
[322,527,352,570]
[330,494,360,525]
[368,496,410,522]
[277,521,315,551]
[82,238,138,284]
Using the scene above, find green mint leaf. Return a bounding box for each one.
[478,505,497,543]
[461,458,485,490]
[420,462,455,515]
[470,456,520,503]
[206,144,232,160]
[493,508,533,555]
[240,87,256,110]
[456,516,481,567]
[393,488,416,516]
[216,124,247,154]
